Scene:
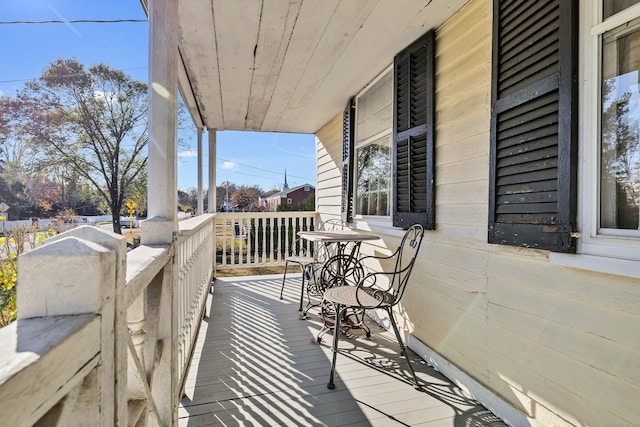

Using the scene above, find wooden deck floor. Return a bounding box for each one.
[180,274,509,426]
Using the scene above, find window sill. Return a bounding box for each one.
[550,253,640,279]
[351,216,405,238]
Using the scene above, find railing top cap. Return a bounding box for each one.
[21,236,111,258]
[48,225,126,247]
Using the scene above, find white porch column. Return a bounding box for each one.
[197,127,204,215]
[208,129,217,213]
[144,0,179,245]
[141,1,179,425]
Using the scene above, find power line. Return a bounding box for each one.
[222,169,312,187]
[0,19,148,84]
[218,157,314,182]
[0,67,148,85]
[223,170,279,181]
[0,19,147,25]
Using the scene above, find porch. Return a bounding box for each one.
[180,274,507,426]
[0,211,510,426]
[2,0,636,424]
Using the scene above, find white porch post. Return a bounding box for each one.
[142,0,179,425]
[143,0,178,245]
[208,129,217,213]
[197,127,204,215]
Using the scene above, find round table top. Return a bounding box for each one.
[297,229,380,243]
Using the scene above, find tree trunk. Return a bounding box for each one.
[111,202,122,234]
[112,216,122,235]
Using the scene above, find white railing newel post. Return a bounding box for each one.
[17,230,119,426]
[47,225,128,426]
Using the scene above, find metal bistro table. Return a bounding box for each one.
[297,229,379,318]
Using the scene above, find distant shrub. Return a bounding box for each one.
[0,225,57,327]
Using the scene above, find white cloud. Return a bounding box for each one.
[222,161,236,169]
[179,150,198,158]
[94,90,119,103]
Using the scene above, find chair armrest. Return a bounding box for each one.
[353,270,397,308]
[358,244,402,265]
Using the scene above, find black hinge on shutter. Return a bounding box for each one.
[393,30,435,230]
[488,0,578,253]
[341,98,355,223]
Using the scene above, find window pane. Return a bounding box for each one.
[600,19,640,229]
[356,72,393,143]
[356,138,391,216]
[358,193,370,215]
[604,0,640,19]
[370,192,379,215]
[357,146,370,192]
[377,192,388,216]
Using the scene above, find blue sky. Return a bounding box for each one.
[0,0,316,191]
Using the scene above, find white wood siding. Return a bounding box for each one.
[315,113,343,221]
[408,0,493,390]
[313,0,640,425]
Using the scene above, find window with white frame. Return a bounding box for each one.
[355,69,392,216]
[582,0,640,259]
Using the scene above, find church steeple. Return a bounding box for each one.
[283,169,289,190]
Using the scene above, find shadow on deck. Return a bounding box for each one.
[180,274,509,426]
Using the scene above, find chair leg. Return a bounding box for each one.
[280,261,289,300]
[298,265,307,311]
[387,308,422,390]
[301,269,317,318]
[351,309,370,338]
[328,303,342,389]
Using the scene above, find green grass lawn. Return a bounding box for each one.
[215,266,286,277]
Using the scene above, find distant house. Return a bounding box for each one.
[260,183,315,212]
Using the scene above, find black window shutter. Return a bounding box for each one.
[341,98,355,222]
[489,0,578,252]
[393,30,436,230]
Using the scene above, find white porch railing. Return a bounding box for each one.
[215,211,319,269]
[175,216,214,388]
[0,214,215,426]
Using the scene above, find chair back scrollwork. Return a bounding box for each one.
[387,224,424,305]
[341,224,424,309]
[317,224,424,309]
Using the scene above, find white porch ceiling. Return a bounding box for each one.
[174,0,470,134]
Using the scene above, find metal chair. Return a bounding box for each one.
[279,219,347,311]
[318,218,348,231]
[318,224,425,390]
